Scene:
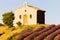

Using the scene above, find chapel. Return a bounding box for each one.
[13,2,46,26]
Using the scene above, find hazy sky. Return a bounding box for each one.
[0,0,60,24]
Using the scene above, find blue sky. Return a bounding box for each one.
[0,0,60,24]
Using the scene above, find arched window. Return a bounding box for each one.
[20,15,21,19]
[30,15,32,19]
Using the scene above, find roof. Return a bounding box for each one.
[13,5,46,12]
[27,5,45,11]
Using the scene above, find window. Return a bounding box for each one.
[30,15,32,19]
[20,15,21,19]
[25,10,27,12]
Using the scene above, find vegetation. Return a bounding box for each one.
[0,23,4,26]
[2,11,14,27]
[0,24,60,40]
[16,21,21,26]
[15,24,60,40]
[7,34,17,40]
[0,24,47,40]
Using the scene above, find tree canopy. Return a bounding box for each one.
[2,11,14,27]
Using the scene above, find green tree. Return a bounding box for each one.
[2,11,14,27]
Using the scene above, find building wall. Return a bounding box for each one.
[13,6,37,26]
[37,10,45,24]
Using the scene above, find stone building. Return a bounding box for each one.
[13,2,45,26]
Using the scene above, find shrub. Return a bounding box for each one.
[7,34,17,40]
[10,27,15,31]
[16,21,21,26]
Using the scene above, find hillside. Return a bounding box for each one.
[0,24,60,40]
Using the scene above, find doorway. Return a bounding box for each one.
[23,14,28,25]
